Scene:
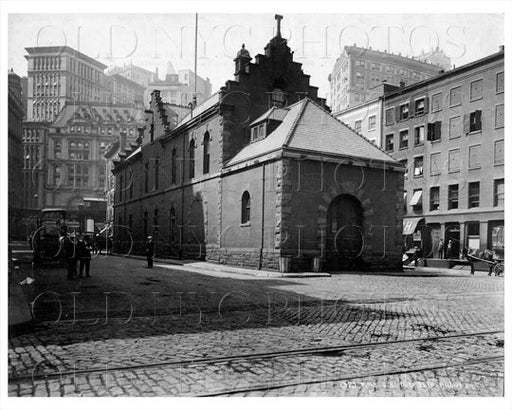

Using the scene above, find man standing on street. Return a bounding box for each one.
[65,233,78,279]
[145,236,154,268]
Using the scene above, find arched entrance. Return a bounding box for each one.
[326,194,364,269]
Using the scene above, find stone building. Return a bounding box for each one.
[8,70,26,240]
[329,45,446,114]
[103,74,146,106]
[112,17,404,272]
[143,62,212,108]
[382,47,504,258]
[107,62,157,88]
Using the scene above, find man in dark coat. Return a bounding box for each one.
[64,234,78,279]
[77,235,92,278]
[145,236,154,268]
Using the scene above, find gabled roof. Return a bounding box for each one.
[250,106,289,126]
[176,92,220,127]
[227,98,398,167]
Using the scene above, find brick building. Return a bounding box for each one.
[112,17,404,272]
[382,47,504,258]
[329,45,446,114]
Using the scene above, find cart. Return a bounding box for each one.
[466,251,504,276]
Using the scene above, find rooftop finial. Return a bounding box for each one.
[275,14,283,38]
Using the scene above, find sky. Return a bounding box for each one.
[7,12,505,101]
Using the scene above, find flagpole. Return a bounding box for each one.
[194,13,198,109]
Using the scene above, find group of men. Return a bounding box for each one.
[63,233,93,279]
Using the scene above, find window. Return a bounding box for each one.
[98,166,105,188]
[448,149,460,172]
[448,184,459,210]
[470,79,483,101]
[414,98,426,115]
[430,187,440,211]
[468,182,480,208]
[449,86,462,107]
[399,103,409,120]
[469,110,482,132]
[494,179,504,207]
[169,207,177,243]
[53,165,61,186]
[143,211,148,238]
[468,145,481,169]
[54,139,62,158]
[385,134,394,151]
[385,108,394,125]
[449,116,462,139]
[241,191,251,224]
[495,104,504,128]
[355,60,365,68]
[354,120,362,133]
[171,148,177,184]
[203,132,210,174]
[413,156,423,177]
[430,153,441,176]
[494,140,504,165]
[427,121,442,141]
[153,209,159,231]
[431,92,442,112]
[144,162,149,192]
[69,140,89,160]
[368,115,376,131]
[272,88,286,107]
[154,158,159,190]
[371,63,380,71]
[399,130,409,149]
[189,139,195,179]
[496,72,504,93]
[67,164,89,187]
[410,189,423,209]
[414,125,425,145]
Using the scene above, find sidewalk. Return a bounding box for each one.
[110,254,500,279]
[112,253,332,279]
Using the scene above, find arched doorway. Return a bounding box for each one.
[326,194,364,269]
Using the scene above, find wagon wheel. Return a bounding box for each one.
[493,262,504,277]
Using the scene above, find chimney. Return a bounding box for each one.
[399,81,405,88]
[499,45,504,52]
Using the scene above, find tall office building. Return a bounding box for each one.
[329,45,448,114]
[24,46,108,122]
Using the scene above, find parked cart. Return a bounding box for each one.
[466,249,504,276]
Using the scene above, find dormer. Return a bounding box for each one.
[249,106,288,142]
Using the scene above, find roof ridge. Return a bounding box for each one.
[283,98,308,148]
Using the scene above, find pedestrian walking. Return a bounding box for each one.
[437,238,444,259]
[145,236,154,268]
[77,235,92,278]
[64,234,78,279]
[446,240,454,259]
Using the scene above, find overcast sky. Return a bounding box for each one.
[8,13,504,101]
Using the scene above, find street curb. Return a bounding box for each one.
[109,253,331,278]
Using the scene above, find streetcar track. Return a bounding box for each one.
[197,354,504,397]
[9,329,503,384]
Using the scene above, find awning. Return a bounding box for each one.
[403,217,423,235]
[409,190,423,206]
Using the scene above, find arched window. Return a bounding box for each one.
[153,208,159,231]
[241,191,251,224]
[169,207,176,243]
[189,139,195,179]
[143,210,148,239]
[171,148,177,184]
[144,162,149,192]
[203,132,210,174]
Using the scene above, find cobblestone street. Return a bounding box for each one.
[8,255,505,397]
